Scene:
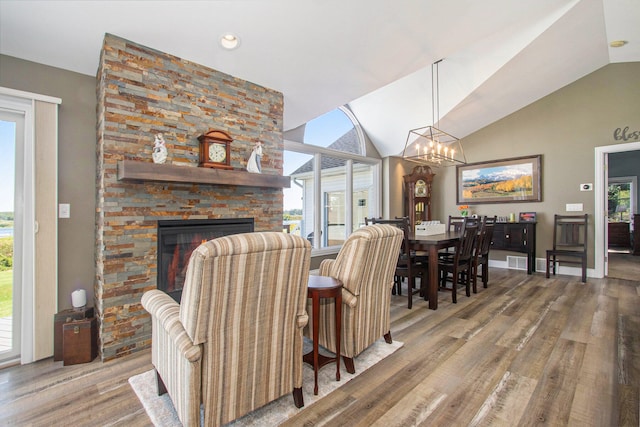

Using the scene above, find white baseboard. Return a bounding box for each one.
[489,257,594,279]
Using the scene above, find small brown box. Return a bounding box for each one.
[54,307,94,361]
[62,317,98,366]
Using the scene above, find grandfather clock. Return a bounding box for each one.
[404,165,435,230]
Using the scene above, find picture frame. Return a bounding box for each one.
[456,155,542,204]
[519,211,537,222]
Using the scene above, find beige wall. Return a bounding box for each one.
[392,62,640,269]
[0,54,97,310]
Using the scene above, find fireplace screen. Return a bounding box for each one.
[157,218,254,302]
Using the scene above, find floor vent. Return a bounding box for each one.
[507,256,528,271]
[536,258,549,273]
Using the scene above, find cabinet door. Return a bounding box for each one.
[504,224,528,251]
[492,223,506,248]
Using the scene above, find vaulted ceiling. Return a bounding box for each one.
[1,0,638,157]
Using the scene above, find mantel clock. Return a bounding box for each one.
[198,129,233,170]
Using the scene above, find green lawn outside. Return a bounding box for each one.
[0,270,12,318]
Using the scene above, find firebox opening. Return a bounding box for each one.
[157,218,254,302]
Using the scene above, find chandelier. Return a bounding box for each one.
[402,60,466,166]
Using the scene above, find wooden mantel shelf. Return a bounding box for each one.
[117,160,290,188]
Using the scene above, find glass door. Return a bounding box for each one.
[0,114,21,365]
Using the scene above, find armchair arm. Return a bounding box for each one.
[319,259,335,276]
[142,290,202,363]
[342,287,358,308]
[297,312,309,329]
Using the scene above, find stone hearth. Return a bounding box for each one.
[95,34,285,360]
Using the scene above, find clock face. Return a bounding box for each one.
[415,179,427,197]
[208,143,227,163]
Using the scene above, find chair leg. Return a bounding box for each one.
[292,387,304,408]
[482,263,488,288]
[156,369,167,396]
[581,260,587,282]
[471,264,478,294]
[451,269,457,304]
[343,356,355,374]
[464,271,471,297]
[545,255,551,278]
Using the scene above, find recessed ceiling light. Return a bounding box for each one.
[220,33,240,50]
[609,40,628,48]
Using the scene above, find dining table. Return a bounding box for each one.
[410,230,462,310]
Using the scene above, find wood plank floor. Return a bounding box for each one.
[0,268,638,426]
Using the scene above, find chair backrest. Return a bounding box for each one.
[454,220,479,265]
[365,217,412,269]
[552,214,588,253]
[323,224,403,349]
[477,215,497,257]
[178,232,311,425]
[448,215,466,232]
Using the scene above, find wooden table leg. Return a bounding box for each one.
[428,244,438,310]
[312,290,320,395]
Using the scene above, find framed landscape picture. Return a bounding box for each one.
[456,155,542,204]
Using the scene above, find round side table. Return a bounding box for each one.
[303,275,343,395]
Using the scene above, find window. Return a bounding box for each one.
[608,177,636,222]
[283,107,380,251]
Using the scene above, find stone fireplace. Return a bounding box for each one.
[95,34,286,360]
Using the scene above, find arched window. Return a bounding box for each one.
[303,107,364,155]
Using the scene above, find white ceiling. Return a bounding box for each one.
[1,0,638,158]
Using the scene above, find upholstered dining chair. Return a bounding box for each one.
[305,224,403,374]
[438,219,479,303]
[141,232,311,427]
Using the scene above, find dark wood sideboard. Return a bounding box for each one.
[608,221,631,248]
[491,222,537,274]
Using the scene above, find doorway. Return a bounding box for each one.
[595,142,640,278]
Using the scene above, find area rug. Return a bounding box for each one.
[129,338,403,426]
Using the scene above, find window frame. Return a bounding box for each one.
[283,139,381,255]
[608,176,637,223]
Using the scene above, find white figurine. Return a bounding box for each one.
[152,133,168,164]
[246,141,263,173]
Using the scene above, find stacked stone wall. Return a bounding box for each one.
[96,34,284,360]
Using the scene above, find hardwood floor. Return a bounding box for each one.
[1,268,638,426]
[608,250,640,282]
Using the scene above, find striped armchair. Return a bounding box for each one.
[305,224,403,374]
[141,232,311,427]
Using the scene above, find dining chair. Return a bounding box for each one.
[364,217,427,308]
[472,215,497,293]
[440,215,478,260]
[438,219,479,303]
[545,214,588,282]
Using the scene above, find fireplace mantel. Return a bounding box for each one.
[117,160,290,188]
